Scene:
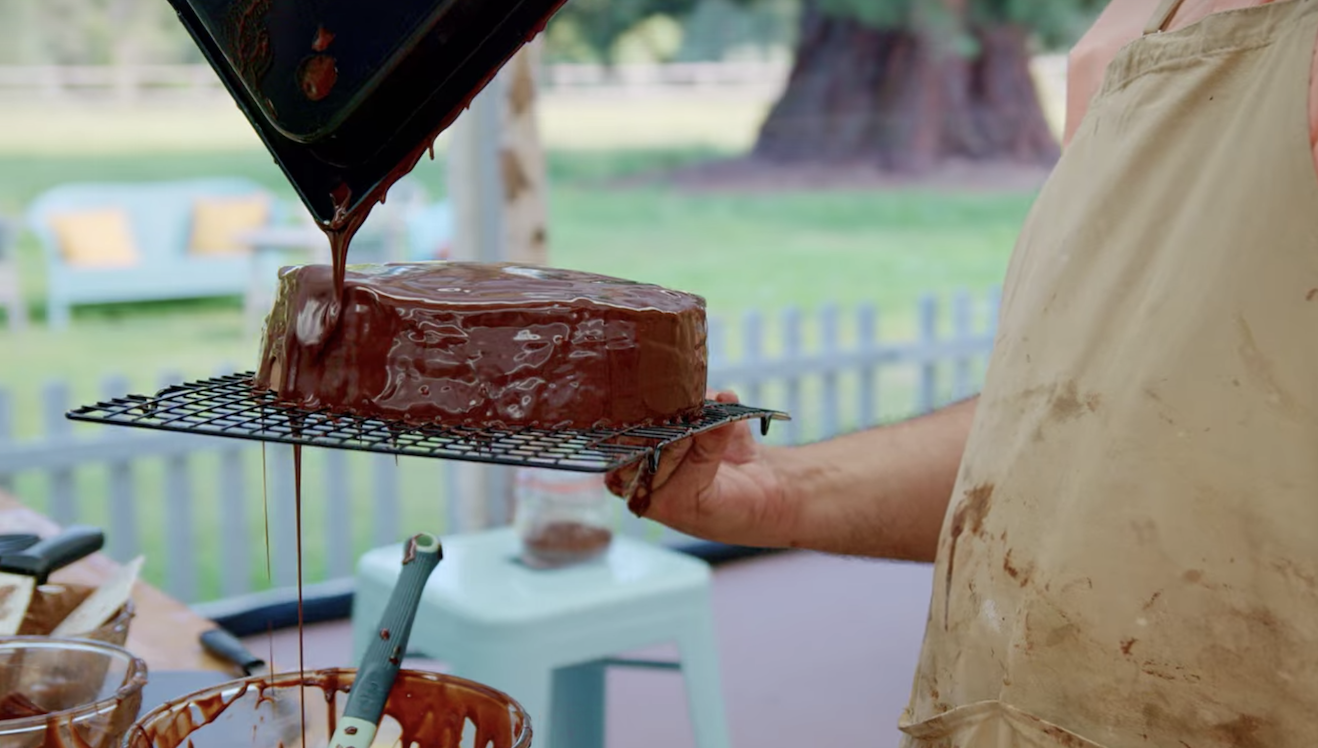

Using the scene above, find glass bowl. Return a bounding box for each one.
[123,668,532,748]
[0,636,148,748]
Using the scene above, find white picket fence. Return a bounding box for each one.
[0,293,998,608]
[0,62,792,104]
[0,58,1068,104]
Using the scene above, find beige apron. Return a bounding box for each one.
[898,1,1318,745]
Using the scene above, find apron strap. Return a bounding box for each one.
[1144,0,1188,34]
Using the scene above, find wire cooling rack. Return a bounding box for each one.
[65,372,790,473]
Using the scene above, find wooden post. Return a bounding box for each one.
[501,38,550,265]
[445,41,550,532]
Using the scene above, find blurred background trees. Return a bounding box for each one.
[753,0,1106,169]
[0,0,1103,167]
[0,0,205,65]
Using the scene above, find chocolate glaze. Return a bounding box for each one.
[298,54,337,101]
[311,26,334,51]
[292,443,309,746]
[17,585,89,636]
[127,669,528,748]
[230,0,273,89]
[316,0,570,295]
[256,262,709,430]
[0,693,48,720]
[17,585,132,645]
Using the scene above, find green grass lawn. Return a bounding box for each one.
[0,108,1038,601]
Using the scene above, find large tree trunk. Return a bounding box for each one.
[753,0,1059,171]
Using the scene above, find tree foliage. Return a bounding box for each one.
[0,0,201,65]
[547,0,701,63]
[752,0,1092,168]
[546,0,793,63]
[0,0,1105,67]
[546,0,1105,64]
[811,0,1106,50]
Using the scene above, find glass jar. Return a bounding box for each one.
[513,467,613,569]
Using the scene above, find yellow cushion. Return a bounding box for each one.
[188,195,270,256]
[49,209,139,268]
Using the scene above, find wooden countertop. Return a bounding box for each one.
[0,491,234,674]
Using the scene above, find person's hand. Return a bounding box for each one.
[604,390,798,548]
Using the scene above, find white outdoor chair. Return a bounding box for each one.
[0,217,28,332]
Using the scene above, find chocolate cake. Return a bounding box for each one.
[255,262,708,429]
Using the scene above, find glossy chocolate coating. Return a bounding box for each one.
[255,262,708,429]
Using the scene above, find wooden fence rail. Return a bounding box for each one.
[0,293,999,605]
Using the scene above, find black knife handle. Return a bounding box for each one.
[7,526,105,584]
[200,628,266,676]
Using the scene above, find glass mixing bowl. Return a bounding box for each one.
[0,636,148,748]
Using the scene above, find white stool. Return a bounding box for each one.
[352,527,731,748]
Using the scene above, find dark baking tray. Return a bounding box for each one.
[65,373,789,473]
[165,0,569,226]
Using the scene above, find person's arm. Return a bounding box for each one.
[607,392,978,562]
[774,396,977,561]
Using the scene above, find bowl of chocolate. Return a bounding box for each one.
[0,636,148,748]
[20,583,135,647]
[122,667,531,748]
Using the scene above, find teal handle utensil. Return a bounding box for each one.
[330,532,442,748]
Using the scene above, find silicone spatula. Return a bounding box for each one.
[329,532,442,748]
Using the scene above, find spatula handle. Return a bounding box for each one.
[332,533,442,748]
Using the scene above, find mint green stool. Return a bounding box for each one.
[352,527,731,748]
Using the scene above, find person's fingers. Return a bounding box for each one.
[640,422,737,521]
[671,420,736,482]
[723,419,759,463]
[604,437,693,498]
[604,460,642,498]
[604,389,744,506]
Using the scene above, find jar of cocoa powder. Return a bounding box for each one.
[513,468,613,569]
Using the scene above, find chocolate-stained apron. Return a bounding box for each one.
[898,0,1318,745]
